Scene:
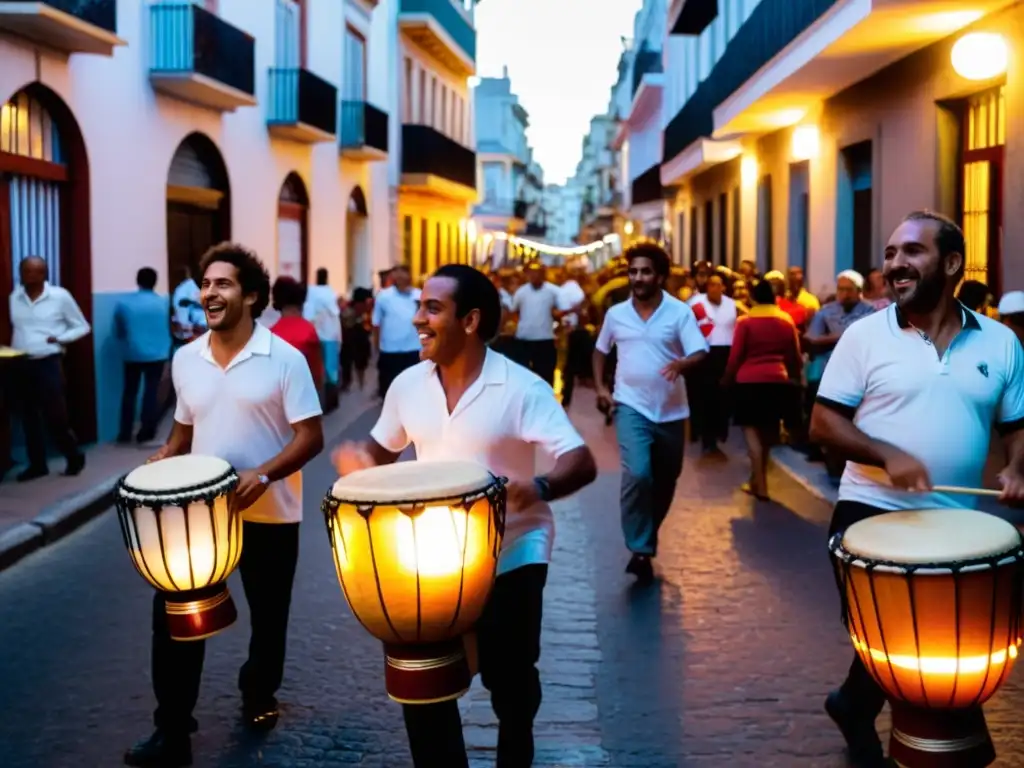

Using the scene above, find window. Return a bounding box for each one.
[731,187,740,267]
[403,58,413,122]
[419,218,429,277]
[430,77,437,128]
[448,223,455,263]
[418,69,426,124]
[344,27,366,101]
[961,86,1005,289]
[403,215,413,267]
[275,0,302,68]
[435,221,443,268]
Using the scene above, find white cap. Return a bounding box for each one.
[998,290,1024,316]
[836,270,864,290]
[763,270,785,281]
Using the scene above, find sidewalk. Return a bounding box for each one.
[0,384,380,572]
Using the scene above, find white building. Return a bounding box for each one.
[543,182,583,246]
[0,0,392,445]
[575,109,621,243]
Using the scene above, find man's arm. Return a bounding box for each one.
[150,420,193,462]
[995,336,1024,502]
[592,314,615,399]
[539,445,597,502]
[665,308,709,379]
[256,416,324,483]
[53,292,91,344]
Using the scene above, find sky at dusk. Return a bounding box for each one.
[474,0,643,186]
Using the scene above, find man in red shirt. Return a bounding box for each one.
[269,277,324,392]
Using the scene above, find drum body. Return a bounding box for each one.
[323,460,506,704]
[830,509,1024,768]
[116,455,242,641]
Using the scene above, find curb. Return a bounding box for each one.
[0,396,380,576]
[769,447,835,505]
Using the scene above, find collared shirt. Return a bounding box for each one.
[303,284,342,343]
[114,289,171,363]
[372,285,421,353]
[10,283,91,358]
[172,323,323,524]
[688,293,738,347]
[558,279,586,329]
[513,282,561,341]
[817,304,1024,511]
[595,292,710,423]
[806,299,876,382]
[370,349,585,575]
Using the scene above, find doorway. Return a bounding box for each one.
[837,140,872,276]
[345,186,369,295]
[788,161,809,272]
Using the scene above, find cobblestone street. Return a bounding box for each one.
[2,391,1024,766]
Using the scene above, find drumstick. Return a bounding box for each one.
[858,466,1003,497]
[932,485,1003,498]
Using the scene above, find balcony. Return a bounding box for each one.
[473,197,525,223]
[340,101,389,161]
[401,124,476,201]
[267,68,336,144]
[631,164,663,207]
[669,0,717,36]
[149,2,256,113]
[398,0,475,78]
[0,0,124,55]
[631,47,663,99]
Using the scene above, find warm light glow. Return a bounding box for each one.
[466,220,477,242]
[624,221,634,235]
[394,506,470,577]
[740,155,758,187]
[791,125,819,161]
[764,109,805,128]
[952,32,1009,81]
[852,636,1020,675]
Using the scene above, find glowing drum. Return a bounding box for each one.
[323,461,506,704]
[830,509,1024,767]
[116,455,243,641]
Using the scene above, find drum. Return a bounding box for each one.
[323,460,506,704]
[116,455,243,641]
[829,509,1024,768]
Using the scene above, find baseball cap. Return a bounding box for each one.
[998,290,1024,316]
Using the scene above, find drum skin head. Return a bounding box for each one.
[331,460,494,504]
[124,454,233,492]
[843,509,1021,564]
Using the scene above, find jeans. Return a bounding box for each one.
[14,355,79,467]
[119,360,166,440]
[321,341,340,387]
[615,404,685,555]
[151,522,300,734]
[402,564,548,768]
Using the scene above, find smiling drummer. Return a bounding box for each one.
[332,264,597,768]
[809,210,1024,768]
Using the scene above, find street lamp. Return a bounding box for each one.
[323,460,506,704]
[116,455,243,641]
[952,32,1009,81]
[830,509,1024,767]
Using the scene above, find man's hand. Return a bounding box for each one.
[595,387,613,412]
[997,466,1024,505]
[233,469,269,513]
[505,480,540,511]
[148,445,172,464]
[660,359,684,383]
[882,448,932,492]
[332,441,376,477]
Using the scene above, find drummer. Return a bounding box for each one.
[332,263,597,768]
[810,210,1024,767]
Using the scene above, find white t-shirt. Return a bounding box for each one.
[512,282,561,341]
[558,279,587,329]
[370,349,586,575]
[372,285,422,353]
[303,284,342,343]
[596,292,710,423]
[687,293,737,347]
[817,305,1024,510]
[172,323,323,523]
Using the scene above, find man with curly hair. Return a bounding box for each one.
[125,243,324,768]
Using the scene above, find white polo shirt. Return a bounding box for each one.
[370,349,585,575]
[10,283,91,358]
[817,304,1024,510]
[596,292,710,423]
[512,282,561,341]
[172,323,323,524]
[371,285,421,353]
[558,279,586,329]
[688,293,737,347]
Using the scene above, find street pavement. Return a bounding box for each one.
[3,390,1024,766]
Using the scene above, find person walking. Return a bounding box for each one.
[124,244,323,768]
[372,265,421,398]
[270,276,324,393]
[340,287,373,392]
[332,264,596,768]
[592,242,709,583]
[303,268,341,403]
[509,262,563,386]
[721,279,803,500]
[8,256,90,481]
[810,211,1024,768]
[688,272,738,455]
[114,267,171,444]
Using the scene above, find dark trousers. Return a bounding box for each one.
[15,355,79,468]
[561,329,593,407]
[152,521,300,734]
[829,501,888,719]
[695,345,731,449]
[378,350,421,398]
[403,564,548,768]
[119,361,166,441]
[515,339,557,386]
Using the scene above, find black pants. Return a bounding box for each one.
[119,361,166,441]
[403,564,548,768]
[15,355,79,468]
[695,346,731,449]
[829,501,888,719]
[561,329,593,407]
[515,340,557,386]
[378,350,421,397]
[151,521,300,734]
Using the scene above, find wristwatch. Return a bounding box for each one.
[533,476,552,502]
[258,473,270,486]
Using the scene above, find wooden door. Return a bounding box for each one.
[852,188,873,278]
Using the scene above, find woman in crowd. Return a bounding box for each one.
[340,287,373,392]
[269,276,324,393]
[722,279,803,500]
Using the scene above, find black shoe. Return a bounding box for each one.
[16,465,48,482]
[625,553,655,583]
[64,452,85,476]
[824,689,886,767]
[124,731,192,767]
[242,700,280,732]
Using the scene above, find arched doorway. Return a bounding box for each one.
[0,84,96,445]
[166,133,230,290]
[277,172,308,282]
[346,186,369,295]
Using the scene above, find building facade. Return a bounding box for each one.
[389,0,479,286]
[0,0,391,444]
[472,70,529,237]
[661,0,1024,296]
[542,182,583,247]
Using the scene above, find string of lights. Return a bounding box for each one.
[485,231,620,257]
